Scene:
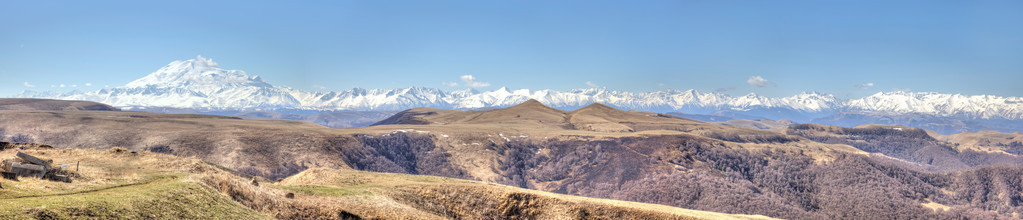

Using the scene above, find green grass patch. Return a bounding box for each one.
[0,172,182,199]
[275,185,379,197]
[0,173,269,219]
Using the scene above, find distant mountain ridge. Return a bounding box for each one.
[16,56,1023,122]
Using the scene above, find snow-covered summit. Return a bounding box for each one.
[23,56,298,109]
[125,55,271,90]
[16,56,1023,120]
[846,91,1023,119]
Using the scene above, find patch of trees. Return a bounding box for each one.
[943,166,1023,215]
[622,142,1018,219]
[700,130,801,144]
[10,134,33,143]
[237,162,308,181]
[145,144,173,154]
[487,133,1019,219]
[341,133,468,179]
[997,141,1023,155]
[788,124,1023,171]
[0,128,35,143]
[497,140,545,188]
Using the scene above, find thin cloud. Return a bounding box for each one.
[715,86,737,93]
[71,84,78,87]
[657,83,665,87]
[59,84,65,88]
[747,76,770,88]
[893,88,911,93]
[85,83,93,87]
[23,82,35,87]
[585,81,599,88]
[855,82,874,89]
[312,85,327,90]
[459,75,490,88]
[442,81,459,87]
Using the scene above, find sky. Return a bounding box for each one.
[2,0,1022,98]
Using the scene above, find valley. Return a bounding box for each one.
[2,144,757,219]
[2,98,1022,219]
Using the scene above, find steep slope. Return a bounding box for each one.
[786,124,1023,171]
[0,143,769,220]
[274,168,773,220]
[3,99,1023,219]
[930,130,1023,155]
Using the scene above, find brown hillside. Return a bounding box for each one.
[276,168,773,220]
[930,130,1023,155]
[375,99,789,136]
[6,99,1022,219]
[371,107,461,125]
[0,98,118,111]
[450,99,572,129]
[0,110,351,180]
[0,145,771,220]
[787,123,1023,171]
[568,103,638,132]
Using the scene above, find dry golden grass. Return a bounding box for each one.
[920,198,951,212]
[0,98,118,111]
[930,130,1023,155]
[0,146,433,219]
[0,99,867,181]
[0,146,269,219]
[0,110,352,178]
[0,99,882,219]
[713,119,794,133]
[1,145,773,219]
[277,167,776,220]
[366,100,865,159]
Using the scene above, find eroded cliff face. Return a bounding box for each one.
[325,132,1020,219]
[3,100,1023,219]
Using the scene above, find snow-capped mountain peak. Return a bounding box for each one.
[125,55,269,90]
[29,56,297,109]
[15,56,1023,120]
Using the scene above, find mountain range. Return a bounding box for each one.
[16,56,1023,133]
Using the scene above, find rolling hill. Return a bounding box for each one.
[1,98,1022,219]
[0,98,118,111]
[1,144,765,219]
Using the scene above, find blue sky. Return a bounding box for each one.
[2,0,1021,98]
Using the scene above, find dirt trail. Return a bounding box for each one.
[4,175,179,199]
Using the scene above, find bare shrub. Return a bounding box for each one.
[199,172,353,219]
[10,133,33,143]
[146,145,173,154]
